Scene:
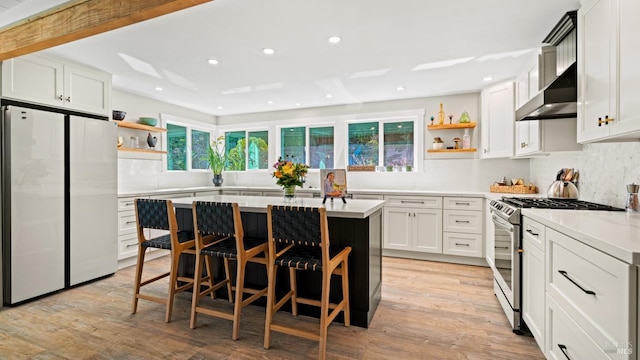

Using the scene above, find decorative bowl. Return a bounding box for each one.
[138,117,158,126]
[112,110,126,120]
[432,142,444,150]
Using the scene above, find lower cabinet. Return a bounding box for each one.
[383,195,443,253]
[442,197,484,258]
[522,217,546,352]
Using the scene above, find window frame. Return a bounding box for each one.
[275,123,336,169]
[161,113,214,172]
[220,127,270,172]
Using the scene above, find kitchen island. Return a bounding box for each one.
[170,194,385,328]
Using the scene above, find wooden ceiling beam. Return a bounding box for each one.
[0,0,211,60]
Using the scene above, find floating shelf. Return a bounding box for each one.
[113,121,167,132]
[427,148,477,153]
[427,122,477,130]
[118,147,167,154]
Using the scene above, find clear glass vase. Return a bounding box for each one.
[283,185,296,202]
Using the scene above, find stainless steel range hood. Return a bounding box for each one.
[516,10,577,121]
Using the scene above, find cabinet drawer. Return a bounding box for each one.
[546,296,610,360]
[443,210,482,234]
[118,233,139,260]
[118,210,137,235]
[117,197,137,212]
[384,195,442,209]
[352,193,384,200]
[547,228,634,353]
[443,232,482,257]
[523,216,545,252]
[443,197,483,211]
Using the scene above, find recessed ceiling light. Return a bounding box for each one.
[328,35,341,44]
[154,87,163,91]
[396,86,405,91]
[483,76,493,82]
[326,94,333,98]
[267,100,274,104]
[295,103,301,107]
[217,106,223,110]
[207,59,219,65]
[263,48,275,55]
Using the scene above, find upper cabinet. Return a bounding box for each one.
[578,0,640,143]
[1,54,112,117]
[480,81,515,159]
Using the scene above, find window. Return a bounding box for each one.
[191,130,210,170]
[280,126,306,163]
[164,115,213,172]
[167,123,187,171]
[348,119,415,168]
[348,122,379,166]
[309,126,334,169]
[224,130,270,171]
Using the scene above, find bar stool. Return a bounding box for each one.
[264,205,352,360]
[190,201,269,340]
[131,198,196,322]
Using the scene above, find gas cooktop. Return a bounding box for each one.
[500,197,625,211]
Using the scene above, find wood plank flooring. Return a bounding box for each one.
[0,256,544,359]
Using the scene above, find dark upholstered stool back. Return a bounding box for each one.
[269,206,322,246]
[136,199,170,230]
[194,201,236,236]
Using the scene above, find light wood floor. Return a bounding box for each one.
[0,256,544,359]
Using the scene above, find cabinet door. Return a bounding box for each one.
[515,121,541,156]
[577,0,616,143]
[64,64,112,116]
[523,238,545,352]
[481,82,514,158]
[413,208,442,253]
[615,0,640,138]
[484,203,496,269]
[2,55,64,107]
[383,207,412,250]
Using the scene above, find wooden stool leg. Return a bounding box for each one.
[165,248,181,323]
[204,256,215,299]
[131,246,147,314]
[232,258,246,341]
[190,252,204,329]
[289,267,298,316]
[341,259,350,327]
[264,263,277,349]
[318,270,331,360]
[223,258,233,303]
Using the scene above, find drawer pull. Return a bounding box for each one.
[125,220,137,225]
[558,270,596,295]
[455,243,470,247]
[494,246,509,249]
[400,200,425,204]
[525,229,539,236]
[455,202,470,205]
[126,243,138,248]
[124,202,134,206]
[455,220,470,223]
[558,344,571,360]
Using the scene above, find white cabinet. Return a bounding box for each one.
[442,197,483,258]
[2,54,111,116]
[515,119,581,157]
[383,196,442,254]
[578,0,640,143]
[522,217,546,353]
[117,196,143,262]
[480,81,515,158]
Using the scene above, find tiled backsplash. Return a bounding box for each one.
[530,142,640,208]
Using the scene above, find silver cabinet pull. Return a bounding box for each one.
[57,95,63,101]
[455,220,470,223]
[125,220,137,224]
[455,243,470,247]
[126,243,138,248]
[400,200,425,204]
[455,202,470,205]
[558,270,596,295]
[65,96,71,102]
[526,229,539,236]
[494,246,509,249]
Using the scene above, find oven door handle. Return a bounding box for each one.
[492,214,514,232]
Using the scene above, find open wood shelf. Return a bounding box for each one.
[427,122,477,130]
[112,121,166,132]
[118,147,167,154]
[427,148,477,153]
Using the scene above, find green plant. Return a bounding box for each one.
[207,136,225,175]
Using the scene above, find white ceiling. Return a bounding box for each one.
[2,0,581,117]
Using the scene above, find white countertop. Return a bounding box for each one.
[170,194,385,219]
[522,209,640,265]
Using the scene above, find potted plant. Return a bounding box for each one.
[207,136,226,186]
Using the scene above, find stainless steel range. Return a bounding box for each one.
[488,196,624,334]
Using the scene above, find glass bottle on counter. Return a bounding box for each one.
[462,128,471,149]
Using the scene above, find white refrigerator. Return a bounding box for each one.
[2,104,117,305]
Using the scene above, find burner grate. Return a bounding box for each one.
[501,197,624,211]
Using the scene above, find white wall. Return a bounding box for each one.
[113,89,216,191]
[529,141,640,208]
